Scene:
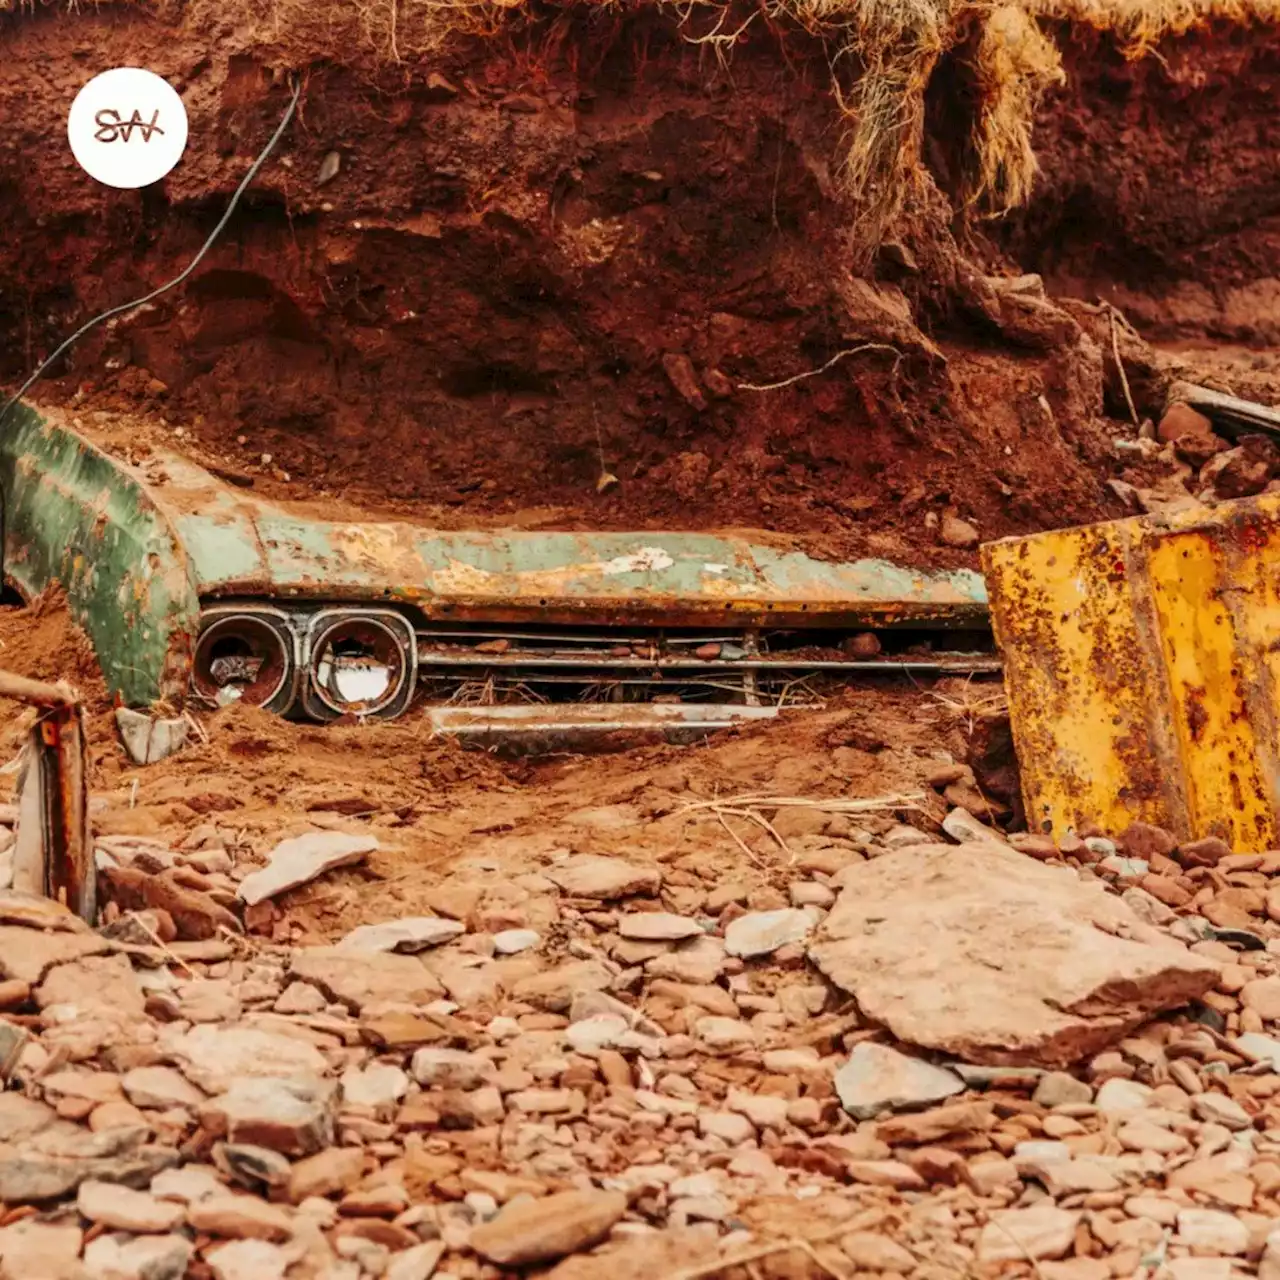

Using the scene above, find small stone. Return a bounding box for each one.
[1165,1259,1233,1280]
[545,856,661,900]
[646,937,725,984]
[1235,1031,1280,1068]
[274,983,326,1015]
[158,1024,327,1095]
[202,1076,335,1156]
[697,1111,755,1143]
[724,909,814,958]
[940,514,980,549]
[151,1165,225,1204]
[693,1016,756,1051]
[1158,402,1213,444]
[834,1042,963,1120]
[206,1239,290,1280]
[411,1048,493,1090]
[336,916,464,954]
[116,708,189,765]
[876,1100,994,1145]
[1094,1077,1153,1113]
[289,1147,365,1203]
[1168,1153,1256,1208]
[215,1144,291,1190]
[1242,976,1280,1020]
[0,1220,83,1277]
[977,1205,1080,1262]
[341,1063,409,1112]
[84,1232,193,1280]
[1191,1092,1253,1131]
[844,1159,926,1190]
[78,1178,185,1232]
[1033,1072,1093,1108]
[618,912,701,941]
[1179,837,1231,868]
[386,1241,447,1280]
[493,929,539,955]
[1176,1207,1250,1255]
[0,1125,176,1202]
[840,1231,917,1272]
[469,1188,627,1266]
[509,1088,582,1115]
[726,1089,789,1130]
[238,832,379,906]
[512,960,612,1012]
[1117,1120,1188,1155]
[188,1194,293,1241]
[123,1066,205,1110]
[566,1013,632,1054]
[290,947,443,1013]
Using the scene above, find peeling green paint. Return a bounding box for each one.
[1,406,990,712]
[0,405,200,706]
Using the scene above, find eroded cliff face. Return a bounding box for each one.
[4,5,1278,564]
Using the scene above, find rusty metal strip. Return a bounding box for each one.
[984,491,1280,850]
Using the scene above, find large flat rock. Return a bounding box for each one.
[808,842,1219,1068]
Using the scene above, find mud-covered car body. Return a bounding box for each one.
[0,402,991,739]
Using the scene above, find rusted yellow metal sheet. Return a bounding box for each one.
[982,494,1280,851]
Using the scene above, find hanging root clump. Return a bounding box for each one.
[798,0,962,255]
[964,3,1064,215]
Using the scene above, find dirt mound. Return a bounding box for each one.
[0,589,108,709]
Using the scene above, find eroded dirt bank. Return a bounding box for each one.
[0,2,1167,565]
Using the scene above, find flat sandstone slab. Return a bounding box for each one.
[808,842,1219,1068]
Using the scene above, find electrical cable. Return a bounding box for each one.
[0,74,302,430]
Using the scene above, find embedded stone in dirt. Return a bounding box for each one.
[0,1124,178,1202]
[157,1024,328,1094]
[809,842,1219,1067]
[469,1188,628,1266]
[122,1065,206,1110]
[0,890,92,933]
[289,946,443,1012]
[0,925,108,985]
[77,1178,185,1232]
[724,908,815,958]
[188,1194,294,1241]
[544,856,661,900]
[834,1042,964,1120]
[512,960,613,1011]
[237,831,379,906]
[977,1205,1081,1261]
[336,916,465,953]
[0,1220,84,1278]
[202,1076,336,1156]
[617,911,701,941]
[84,1232,193,1280]
[386,1241,447,1280]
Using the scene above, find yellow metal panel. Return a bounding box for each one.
[984,491,1280,850]
[1143,530,1273,849]
[982,520,1182,840]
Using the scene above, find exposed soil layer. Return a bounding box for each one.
[998,25,1280,353]
[0,4,1147,567]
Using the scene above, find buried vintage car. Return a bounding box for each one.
[0,401,994,744]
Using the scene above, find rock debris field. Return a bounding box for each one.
[0,762,1279,1280]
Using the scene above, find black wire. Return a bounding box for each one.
[0,75,302,430]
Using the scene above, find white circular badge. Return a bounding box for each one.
[67,68,188,189]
